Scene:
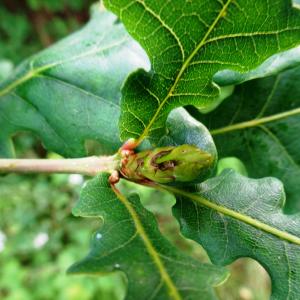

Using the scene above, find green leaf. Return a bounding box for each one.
[0,2,218,161]
[169,170,300,300]
[0,7,149,158]
[213,45,300,87]
[217,157,248,176]
[103,0,300,144]
[193,65,300,213]
[68,173,228,300]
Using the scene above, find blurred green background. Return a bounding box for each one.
[0,1,270,299]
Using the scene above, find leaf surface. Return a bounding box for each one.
[104,0,300,144]
[69,173,228,300]
[213,45,300,86]
[194,66,300,212]
[170,170,300,299]
[0,8,149,157]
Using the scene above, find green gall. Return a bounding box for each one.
[120,144,213,184]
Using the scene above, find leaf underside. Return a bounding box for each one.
[173,170,300,300]
[0,8,149,158]
[194,65,300,213]
[104,0,300,144]
[69,173,228,300]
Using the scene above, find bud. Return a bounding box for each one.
[120,144,213,184]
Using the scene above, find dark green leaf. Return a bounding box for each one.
[103,0,300,144]
[194,66,300,213]
[171,170,300,300]
[69,173,228,300]
[0,7,149,157]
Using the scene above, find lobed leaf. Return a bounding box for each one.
[0,7,149,157]
[193,65,300,213]
[171,170,300,300]
[68,173,228,300]
[103,0,300,144]
[213,45,300,87]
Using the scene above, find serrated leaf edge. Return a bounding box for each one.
[131,0,233,145]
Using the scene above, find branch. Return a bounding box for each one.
[0,155,119,176]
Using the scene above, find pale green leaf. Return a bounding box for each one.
[193,65,300,213]
[0,7,149,158]
[170,170,300,299]
[68,173,228,300]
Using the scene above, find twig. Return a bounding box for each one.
[0,155,119,176]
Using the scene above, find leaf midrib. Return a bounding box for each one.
[0,38,129,98]
[162,185,300,246]
[210,106,300,135]
[135,0,233,145]
[111,185,182,300]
